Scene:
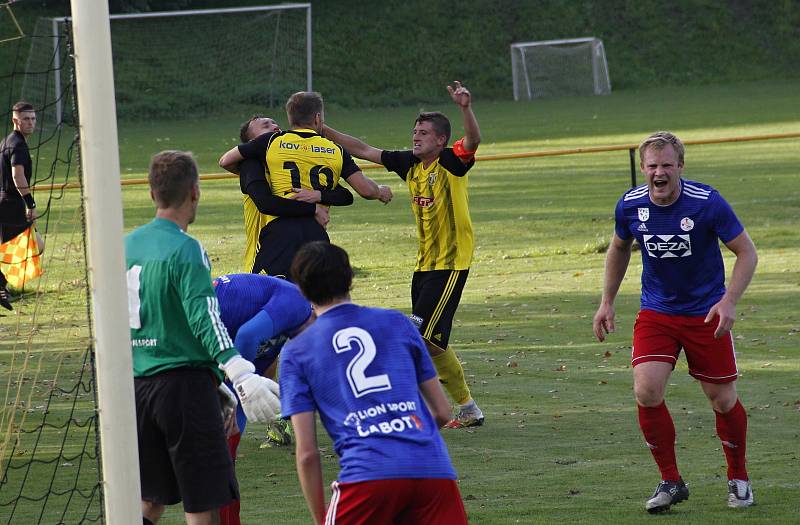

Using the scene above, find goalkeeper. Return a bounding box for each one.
[213,272,315,525]
[126,151,281,525]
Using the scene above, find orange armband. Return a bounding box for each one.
[452,137,477,161]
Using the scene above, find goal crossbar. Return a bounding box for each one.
[46,3,312,124]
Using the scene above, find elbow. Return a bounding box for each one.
[295,447,320,468]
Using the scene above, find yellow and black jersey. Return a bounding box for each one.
[381,148,475,271]
[238,129,359,229]
[241,194,268,272]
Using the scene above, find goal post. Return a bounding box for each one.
[511,37,611,100]
[70,1,140,523]
[36,3,312,125]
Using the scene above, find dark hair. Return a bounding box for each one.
[148,150,198,208]
[239,114,265,143]
[415,111,451,144]
[285,91,323,128]
[291,241,352,305]
[12,101,35,113]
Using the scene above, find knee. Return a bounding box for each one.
[634,383,664,407]
[142,500,165,523]
[709,391,737,413]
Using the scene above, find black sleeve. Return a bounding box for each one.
[439,148,474,177]
[339,148,360,180]
[244,177,316,217]
[380,150,415,181]
[319,184,354,207]
[237,132,273,160]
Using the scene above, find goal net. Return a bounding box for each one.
[24,4,312,125]
[510,37,611,100]
[0,18,104,525]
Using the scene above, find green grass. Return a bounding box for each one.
[2,80,799,524]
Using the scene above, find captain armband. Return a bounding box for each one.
[452,137,477,161]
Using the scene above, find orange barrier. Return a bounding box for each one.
[33,131,800,191]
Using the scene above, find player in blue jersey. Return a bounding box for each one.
[212,273,314,525]
[592,132,758,513]
[281,242,468,525]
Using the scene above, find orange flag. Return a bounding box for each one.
[0,226,42,289]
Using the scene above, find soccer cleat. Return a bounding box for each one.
[444,405,485,429]
[0,286,13,311]
[645,478,689,513]
[262,417,293,447]
[727,479,754,508]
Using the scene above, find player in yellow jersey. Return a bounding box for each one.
[324,81,484,429]
[219,93,392,279]
[232,114,354,273]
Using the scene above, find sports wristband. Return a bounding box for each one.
[23,193,36,209]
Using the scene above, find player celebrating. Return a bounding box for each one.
[281,242,468,525]
[323,81,484,428]
[126,150,281,525]
[219,92,392,279]
[592,132,758,513]
[213,273,315,525]
[234,114,354,273]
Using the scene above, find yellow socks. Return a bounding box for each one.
[431,346,472,406]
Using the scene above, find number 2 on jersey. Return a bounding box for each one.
[333,327,392,398]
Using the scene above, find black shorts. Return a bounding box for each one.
[0,198,31,243]
[410,269,469,351]
[135,368,238,513]
[252,216,329,279]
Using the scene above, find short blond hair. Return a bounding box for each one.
[639,131,685,165]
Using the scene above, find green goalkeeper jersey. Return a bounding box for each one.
[125,218,239,379]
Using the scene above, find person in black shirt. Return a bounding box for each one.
[0,101,45,309]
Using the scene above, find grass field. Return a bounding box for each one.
[2,80,799,524]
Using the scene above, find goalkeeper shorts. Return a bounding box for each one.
[135,368,239,512]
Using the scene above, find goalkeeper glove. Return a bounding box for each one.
[220,355,281,422]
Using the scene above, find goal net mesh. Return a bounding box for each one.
[1,17,103,525]
[511,38,611,100]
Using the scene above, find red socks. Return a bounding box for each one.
[638,401,680,480]
[715,399,748,480]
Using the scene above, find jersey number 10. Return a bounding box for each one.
[284,161,335,191]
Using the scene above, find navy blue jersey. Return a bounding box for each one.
[280,303,457,482]
[615,179,744,315]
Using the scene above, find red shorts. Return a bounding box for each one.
[326,478,467,525]
[632,309,738,383]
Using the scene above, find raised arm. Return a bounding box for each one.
[704,230,758,338]
[592,233,634,341]
[323,125,383,164]
[447,81,481,153]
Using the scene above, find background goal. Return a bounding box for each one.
[510,37,611,100]
[24,3,312,126]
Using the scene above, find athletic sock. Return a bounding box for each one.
[431,347,472,406]
[638,401,680,481]
[715,399,748,480]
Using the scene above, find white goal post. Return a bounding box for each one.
[42,3,312,124]
[510,37,611,100]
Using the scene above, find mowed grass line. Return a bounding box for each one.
[2,80,798,524]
